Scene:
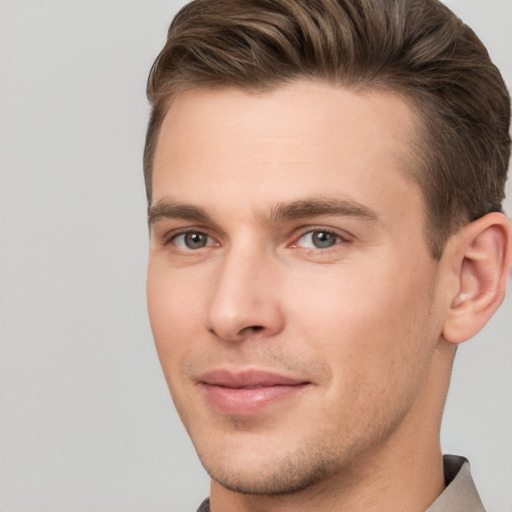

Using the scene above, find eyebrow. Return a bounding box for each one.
[268,197,378,223]
[148,201,210,227]
[148,196,378,227]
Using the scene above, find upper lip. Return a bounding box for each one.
[199,369,309,388]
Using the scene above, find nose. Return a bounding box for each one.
[205,245,285,343]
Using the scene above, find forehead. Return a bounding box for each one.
[152,81,424,225]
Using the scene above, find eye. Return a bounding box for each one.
[172,231,216,250]
[294,230,343,249]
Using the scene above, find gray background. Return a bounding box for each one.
[0,1,510,510]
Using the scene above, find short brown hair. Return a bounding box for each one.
[144,0,511,258]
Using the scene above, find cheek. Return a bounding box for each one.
[146,263,204,372]
[286,258,437,389]
[147,265,208,425]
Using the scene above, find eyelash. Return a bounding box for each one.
[290,227,351,252]
[165,229,219,251]
[164,226,351,254]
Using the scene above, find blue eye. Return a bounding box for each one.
[297,230,341,249]
[173,231,212,250]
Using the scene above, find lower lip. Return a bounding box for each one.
[201,383,309,415]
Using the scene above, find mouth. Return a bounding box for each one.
[198,369,311,416]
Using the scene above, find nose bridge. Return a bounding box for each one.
[205,238,283,341]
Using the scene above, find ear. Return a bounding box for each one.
[442,212,512,344]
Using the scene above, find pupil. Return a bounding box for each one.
[313,231,336,248]
[185,232,207,249]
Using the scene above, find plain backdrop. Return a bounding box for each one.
[0,1,511,511]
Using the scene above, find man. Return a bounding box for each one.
[144,0,511,510]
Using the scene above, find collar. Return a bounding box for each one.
[426,455,485,512]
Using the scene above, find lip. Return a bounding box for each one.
[199,369,311,416]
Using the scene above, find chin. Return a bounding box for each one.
[197,442,344,496]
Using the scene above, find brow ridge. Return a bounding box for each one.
[148,200,210,226]
[268,197,378,223]
[148,196,378,228]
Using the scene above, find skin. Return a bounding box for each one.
[146,81,508,511]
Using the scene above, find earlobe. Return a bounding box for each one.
[442,212,512,344]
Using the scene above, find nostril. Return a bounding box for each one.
[250,325,264,332]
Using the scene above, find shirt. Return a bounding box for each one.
[426,455,485,512]
[196,455,485,512]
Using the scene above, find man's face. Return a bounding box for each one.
[147,81,445,496]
